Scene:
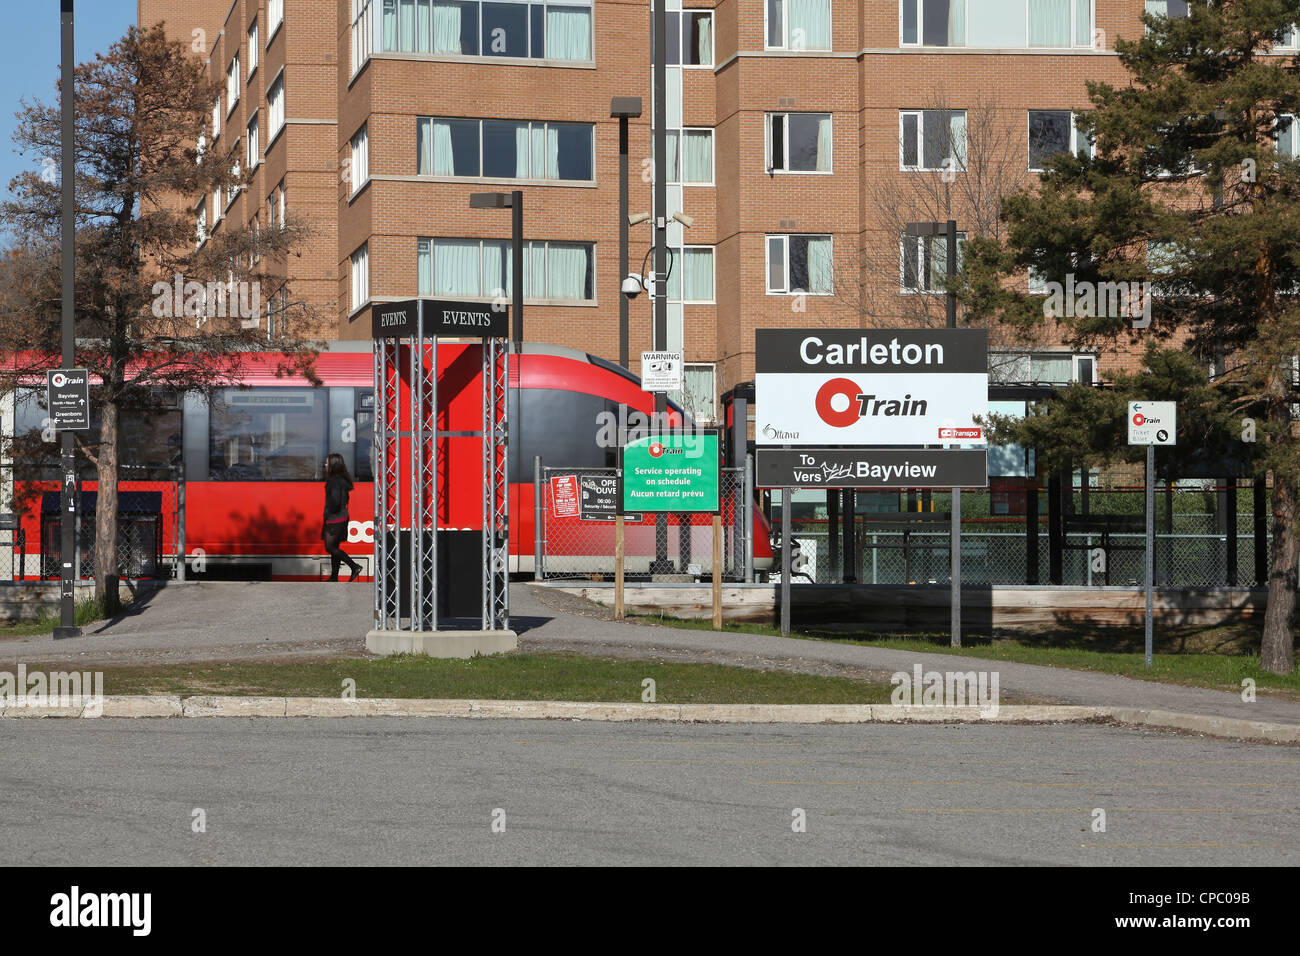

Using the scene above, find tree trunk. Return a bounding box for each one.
[1260,467,1298,675]
[94,398,120,617]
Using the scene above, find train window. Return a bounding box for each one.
[208,387,327,481]
[509,387,613,482]
[10,387,181,481]
[355,389,374,482]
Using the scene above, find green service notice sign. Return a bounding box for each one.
[623,433,719,513]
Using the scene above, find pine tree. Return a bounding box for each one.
[960,1,1300,674]
[1,25,320,614]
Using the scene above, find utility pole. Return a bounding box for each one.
[651,0,671,574]
[54,0,81,639]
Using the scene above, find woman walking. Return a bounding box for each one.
[322,452,362,582]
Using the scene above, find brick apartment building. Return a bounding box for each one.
[137,0,1221,426]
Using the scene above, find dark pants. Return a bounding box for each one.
[323,522,360,580]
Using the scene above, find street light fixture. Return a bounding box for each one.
[469,190,523,346]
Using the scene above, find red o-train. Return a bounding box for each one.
[4,342,773,580]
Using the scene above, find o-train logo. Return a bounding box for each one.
[346,520,375,544]
[814,377,929,428]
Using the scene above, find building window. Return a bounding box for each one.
[901,0,965,46]
[1145,1,1189,20]
[767,234,833,294]
[1277,114,1297,156]
[351,243,370,312]
[227,153,241,206]
[900,109,966,171]
[417,118,594,181]
[653,128,713,184]
[212,188,222,224]
[248,21,259,75]
[662,246,715,302]
[195,199,207,246]
[350,124,369,194]
[1028,110,1093,171]
[196,129,206,164]
[652,10,714,66]
[900,231,966,292]
[268,74,285,140]
[366,0,594,61]
[212,97,222,139]
[990,352,1085,385]
[269,0,285,36]
[226,57,240,112]
[766,0,831,49]
[418,237,595,301]
[766,113,831,173]
[681,364,717,423]
[906,1,1093,48]
[251,213,261,264]
[246,113,260,168]
[278,182,286,226]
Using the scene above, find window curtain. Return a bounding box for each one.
[417,239,432,294]
[1031,355,1072,384]
[418,119,455,175]
[816,116,832,171]
[1279,117,1295,158]
[415,0,431,51]
[683,130,712,182]
[807,237,832,293]
[547,244,588,299]
[665,131,681,182]
[696,14,713,63]
[682,366,715,420]
[546,8,592,60]
[525,243,544,297]
[515,125,531,178]
[432,1,461,53]
[1029,0,1071,46]
[950,111,968,168]
[1144,1,1166,17]
[683,248,714,301]
[382,0,399,49]
[1074,0,1091,46]
[399,0,416,49]
[434,239,481,295]
[481,241,513,297]
[787,0,831,50]
[947,0,965,46]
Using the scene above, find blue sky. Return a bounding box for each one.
[1,1,137,238]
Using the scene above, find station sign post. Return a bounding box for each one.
[48,368,90,639]
[1129,401,1177,667]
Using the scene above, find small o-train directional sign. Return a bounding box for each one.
[1127,401,1176,446]
[46,368,90,431]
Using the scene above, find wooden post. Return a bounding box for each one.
[615,515,625,619]
[712,512,722,629]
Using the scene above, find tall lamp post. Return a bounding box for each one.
[54,0,81,639]
[469,191,523,347]
[611,98,642,371]
[905,219,961,646]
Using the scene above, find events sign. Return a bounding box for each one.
[755,329,987,446]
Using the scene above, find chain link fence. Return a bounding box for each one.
[0,464,184,583]
[537,465,748,582]
[783,483,1272,588]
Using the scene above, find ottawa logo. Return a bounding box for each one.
[648,442,665,458]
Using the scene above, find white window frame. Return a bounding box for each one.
[660,10,715,68]
[212,97,222,140]
[248,21,259,76]
[419,237,597,303]
[268,72,285,142]
[269,0,285,40]
[765,112,832,174]
[246,112,260,169]
[663,244,716,302]
[212,187,223,224]
[1071,353,1097,385]
[278,182,286,228]
[350,124,369,195]
[765,0,832,51]
[1277,113,1298,156]
[226,57,240,114]
[902,1,1094,49]
[351,243,370,314]
[351,0,374,75]
[227,152,242,207]
[899,231,967,294]
[899,0,966,48]
[666,127,715,185]
[417,117,597,184]
[1028,110,1095,172]
[766,234,834,295]
[195,199,207,246]
[899,109,967,172]
[196,128,206,165]
[681,362,718,423]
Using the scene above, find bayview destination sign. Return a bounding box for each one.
[757,448,988,489]
[371,298,509,339]
[755,329,988,446]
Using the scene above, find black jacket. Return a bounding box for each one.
[323,475,353,524]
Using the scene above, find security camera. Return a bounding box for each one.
[622,274,644,299]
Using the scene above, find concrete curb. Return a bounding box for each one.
[2,695,1297,743]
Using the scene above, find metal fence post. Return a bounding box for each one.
[176,465,186,583]
[744,453,754,583]
[533,455,543,581]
